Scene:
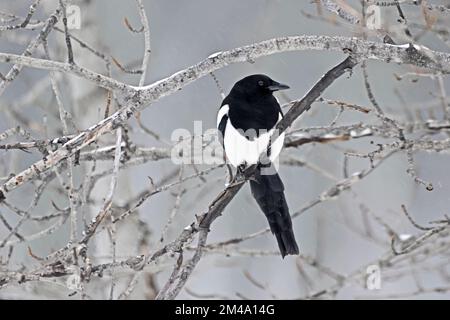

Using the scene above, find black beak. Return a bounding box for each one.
[267,82,290,92]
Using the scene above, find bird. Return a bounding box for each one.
[216,74,299,258]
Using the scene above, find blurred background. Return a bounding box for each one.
[1,0,450,299]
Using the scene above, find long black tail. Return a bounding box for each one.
[249,165,299,258]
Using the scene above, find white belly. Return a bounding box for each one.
[223,116,285,167]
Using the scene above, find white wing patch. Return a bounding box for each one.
[216,104,229,128]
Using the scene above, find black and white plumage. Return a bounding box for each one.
[216,74,299,258]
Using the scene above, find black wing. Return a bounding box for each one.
[217,113,228,147]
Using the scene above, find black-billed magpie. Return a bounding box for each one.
[216,74,299,258]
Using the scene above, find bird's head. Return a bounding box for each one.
[230,74,290,99]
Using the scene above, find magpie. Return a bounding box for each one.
[216,74,299,258]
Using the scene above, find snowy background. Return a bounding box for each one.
[1,0,450,299]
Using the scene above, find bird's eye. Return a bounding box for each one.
[258,80,264,87]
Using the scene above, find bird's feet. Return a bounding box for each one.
[233,162,248,184]
[225,163,248,188]
[237,162,247,175]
